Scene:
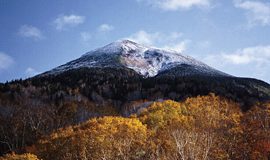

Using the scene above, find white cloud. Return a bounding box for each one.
[203,45,270,65]
[222,53,251,64]
[0,52,14,71]
[18,25,44,40]
[138,0,212,10]
[80,32,92,42]
[98,24,114,32]
[127,30,161,45]
[221,45,270,64]
[25,67,39,77]
[234,0,270,26]
[54,14,85,31]
[127,30,189,52]
[202,45,270,82]
[169,32,183,39]
[163,40,190,52]
[197,40,211,49]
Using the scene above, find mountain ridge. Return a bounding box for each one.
[42,40,230,78]
[29,40,270,109]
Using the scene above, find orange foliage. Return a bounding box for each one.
[15,94,270,160]
[0,153,39,160]
[242,102,270,159]
[34,117,148,160]
[138,93,245,159]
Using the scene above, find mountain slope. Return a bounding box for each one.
[42,40,230,78]
[31,40,269,108]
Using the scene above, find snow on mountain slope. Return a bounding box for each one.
[44,40,230,77]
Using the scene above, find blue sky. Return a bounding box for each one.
[0,0,270,83]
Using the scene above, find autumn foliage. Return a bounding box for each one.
[33,117,148,160]
[1,94,270,159]
[0,153,39,160]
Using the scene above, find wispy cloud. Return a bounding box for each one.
[221,45,270,64]
[54,14,85,31]
[127,30,190,52]
[25,67,39,77]
[0,52,14,71]
[204,45,270,65]
[127,30,161,45]
[163,40,191,53]
[203,45,270,81]
[98,24,114,32]
[80,32,92,42]
[18,25,44,40]
[138,0,212,11]
[234,0,270,26]
[197,40,211,49]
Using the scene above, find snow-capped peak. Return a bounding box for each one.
[84,40,148,56]
[44,40,229,77]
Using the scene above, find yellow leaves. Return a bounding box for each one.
[22,93,269,160]
[0,153,39,160]
[228,126,243,135]
[34,116,148,160]
[138,100,193,131]
[231,113,242,125]
[136,94,251,159]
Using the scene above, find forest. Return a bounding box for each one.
[0,94,269,160]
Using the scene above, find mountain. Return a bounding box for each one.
[24,40,269,108]
[42,40,230,78]
[33,40,270,108]
[1,40,269,112]
[1,40,270,155]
